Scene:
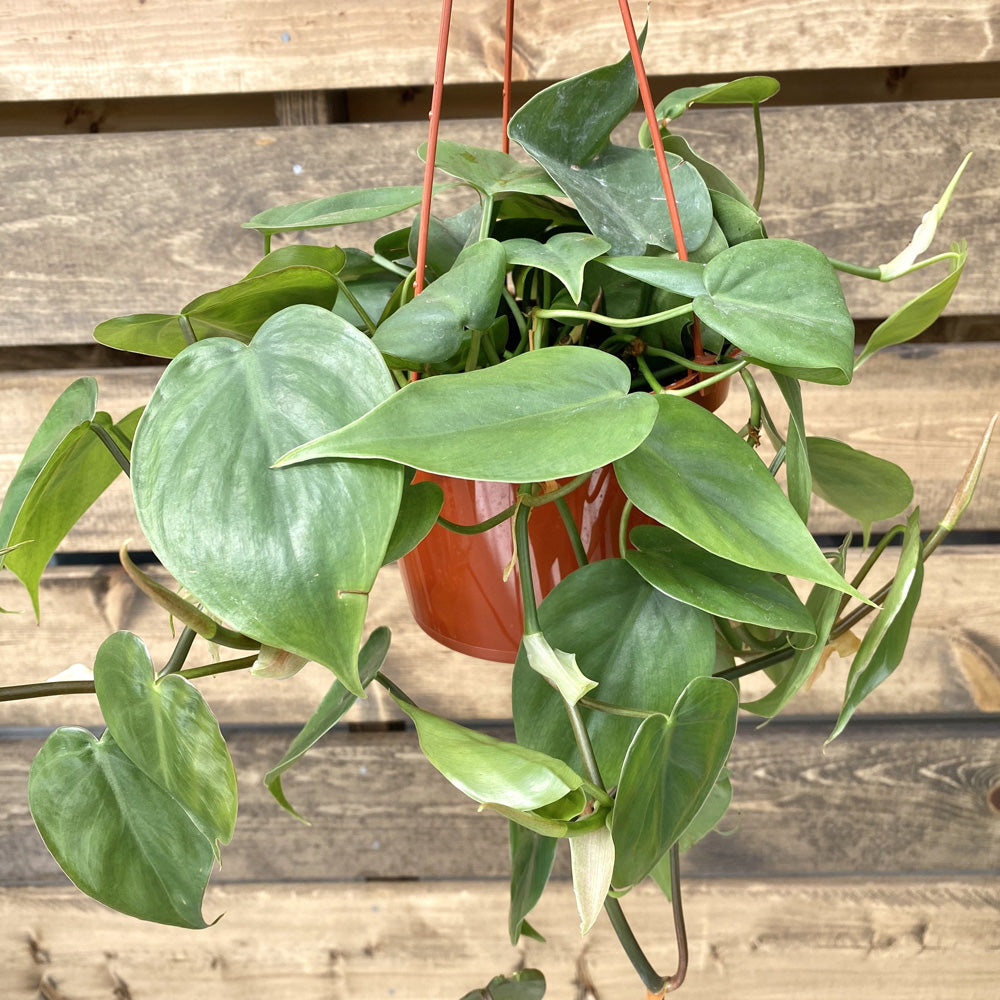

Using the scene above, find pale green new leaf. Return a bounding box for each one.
[504,233,610,303]
[276,347,658,483]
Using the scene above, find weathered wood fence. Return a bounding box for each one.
[1,2,998,997]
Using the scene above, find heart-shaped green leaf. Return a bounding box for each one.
[1,379,139,615]
[93,631,237,851]
[373,239,507,365]
[626,525,815,639]
[828,509,925,742]
[775,374,812,523]
[382,479,445,565]
[808,436,914,546]
[265,627,391,818]
[694,239,855,384]
[131,304,402,695]
[422,139,565,199]
[615,394,867,600]
[508,36,713,256]
[504,234,610,303]
[513,559,716,784]
[610,676,738,889]
[28,728,216,928]
[598,255,707,300]
[277,346,658,482]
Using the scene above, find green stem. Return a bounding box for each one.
[371,253,412,279]
[478,192,496,242]
[752,101,766,212]
[618,499,633,560]
[635,353,665,392]
[666,359,748,398]
[502,286,528,355]
[514,502,541,634]
[178,314,198,346]
[554,497,588,569]
[465,327,483,372]
[578,694,656,720]
[534,302,693,329]
[437,504,518,535]
[604,898,670,995]
[157,626,198,679]
[827,258,883,280]
[332,276,377,335]
[89,423,131,477]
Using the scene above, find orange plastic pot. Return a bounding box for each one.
[398,368,731,662]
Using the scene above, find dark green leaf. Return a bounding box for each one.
[277,346,658,483]
[615,394,867,598]
[94,631,237,852]
[639,76,780,141]
[459,969,546,1000]
[131,304,402,696]
[775,374,811,523]
[599,255,707,299]
[508,39,713,255]
[626,525,815,639]
[508,824,558,944]
[694,239,856,384]
[610,676,738,889]
[513,559,716,784]
[265,627,391,818]
[382,480,445,564]
[373,239,507,365]
[28,728,215,928]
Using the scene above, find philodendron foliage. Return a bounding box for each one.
[1,35,991,998]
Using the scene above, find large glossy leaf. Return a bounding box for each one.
[740,538,849,718]
[855,244,967,368]
[610,676,738,889]
[244,184,451,236]
[626,524,815,639]
[808,436,913,546]
[599,255,707,299]
[513,559,716,784]
[508,38,713,256]
[28,728,216,928]
[694,239,856,384]
[615,394,867,599]
[1,385,139,615]
[504,233,610,303]
[508,824,558,944]
[390,691,586,816]
[422,139,565,199]
[373,239,507,365]
[93,631,237,852]
[131,304,402,696]
[95,246,348,359]
[277,346,658,482]
[265,627,391,818]
[828,510,925,742]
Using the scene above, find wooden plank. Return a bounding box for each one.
[2,542,999,729]
[3,343,997,563]
[2,720,998,884]
[2,878,998,1000]
[4,1,998,101]
[1,99,997,348]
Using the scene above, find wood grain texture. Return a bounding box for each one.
[2,343,997,562]
[2,878,999,1000]
[2,542,999,729]
[1,99,997,348]
[4,0,998,101]
[2,719,998,885]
